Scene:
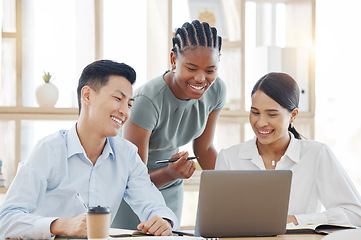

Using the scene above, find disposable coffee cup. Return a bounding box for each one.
[87,206,111,240]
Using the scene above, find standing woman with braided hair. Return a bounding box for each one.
[112,20,226,229]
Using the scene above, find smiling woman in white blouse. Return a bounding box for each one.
[215,72,361,227]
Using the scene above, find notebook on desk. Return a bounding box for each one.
[179,170,292,238]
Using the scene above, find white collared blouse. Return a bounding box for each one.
[215,133,361,226]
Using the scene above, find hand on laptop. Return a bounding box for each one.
[165,152,196,180]
[287,215,299,225]
[137,215,172,236]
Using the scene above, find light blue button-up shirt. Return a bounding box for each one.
[0,125,179,239]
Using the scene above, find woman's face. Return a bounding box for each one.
[171,46,219,100]
[249,90,297,147]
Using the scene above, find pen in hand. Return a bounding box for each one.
[76,193,88,211]
[155,157,198,164]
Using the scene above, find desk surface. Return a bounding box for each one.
[108,234,325,239]
[107,234,324,239]
[220,234,324,240]
[108,228,326,240]
[6,233,324,240]
[107,234,325,239]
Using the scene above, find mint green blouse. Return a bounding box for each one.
[131,73,226,209]
[113,72,226,229]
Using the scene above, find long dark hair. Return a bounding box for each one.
[251,72,302,139]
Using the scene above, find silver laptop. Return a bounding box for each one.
[193,170,292,238]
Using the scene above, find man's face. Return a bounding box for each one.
[87,75,134,138]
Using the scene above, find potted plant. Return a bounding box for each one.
[35,71,59,108]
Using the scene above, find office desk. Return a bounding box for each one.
[220,234,324,240]
[108,228,326,240]
[107,234,325,239]
[109,233,325,240]
[107,235,324,239]
[6,233,325,240]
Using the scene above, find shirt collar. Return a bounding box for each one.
[238,132,301,164]
[67,124,85,158]
[66,124,115,161]
[283,133,301,163]
[101,138,114,161]
[238,136,259,160]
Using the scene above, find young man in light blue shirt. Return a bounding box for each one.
[0,60,179,239]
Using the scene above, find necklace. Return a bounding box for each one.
[257,146,278,167]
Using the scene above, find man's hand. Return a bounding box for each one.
[137,215,172,236]
[50,213,87,237]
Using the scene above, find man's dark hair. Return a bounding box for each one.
[77,60,136,114]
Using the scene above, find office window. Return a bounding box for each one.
[315,0,361,193]
[103,0,147,89]
[0,38,16,106]
[2,0,16,33]
[244,1,312,112]
[0,0,88,197]
[1,0,17,107]
[0,120,15,188]
[22,0,95,108]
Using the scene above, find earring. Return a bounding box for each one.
[171,68,176,73]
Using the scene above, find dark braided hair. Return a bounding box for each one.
[172,20,222,57]
[251,72,302,140]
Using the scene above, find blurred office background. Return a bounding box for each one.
[1,0,360,227]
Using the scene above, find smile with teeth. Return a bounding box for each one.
[258,130,273,134]
[111,116,124,126]
[189,83,206,90]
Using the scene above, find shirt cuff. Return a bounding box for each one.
[163,217,174,227]
[34,217,58,239]
[159,214,179,230]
